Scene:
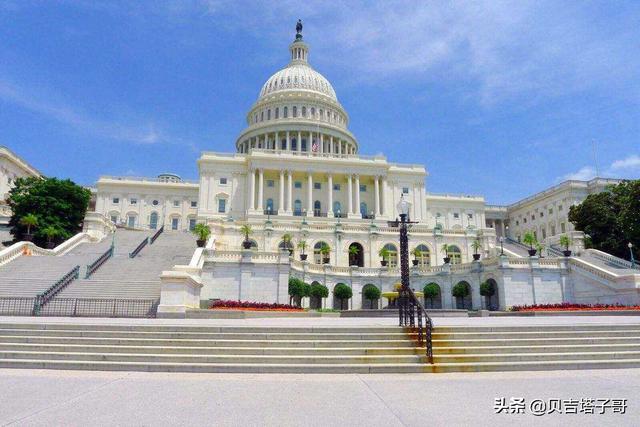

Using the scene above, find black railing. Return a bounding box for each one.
[263,209,278,216]
[32,265,80,315]
[0,297,157,318]
[150,225,164,245]
[399,287,433,363]
[85,244,114,279]
[129,236,149,258]
[333,212,347,218]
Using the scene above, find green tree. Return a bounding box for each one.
[569,180,639,259]
[19,213,39,235]
[452,282,470,298]
[9,177,91,246]
[363,286,381,308]
[310,283,329,299]
[288,277,309,307]
[334,283,352,310]
[423,283,440,307]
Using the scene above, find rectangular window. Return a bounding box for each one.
[190,201,197,208]
[293,106,298,117]
[333,184,340,191]
[561,222,566,232]
[453,213,460,219]
[467,213,473,220]
[314,183,321,190]
[189,218,197,231]
[112,197,119,204]
[294,181,302,189]
[173,200,180,207]
[540,212,544,217]
[267,109,271,120]
[402,187,409,194]
[220,177,228,185]
[524,218,527,223]
[275,108,279,119]
[171,218,179,230]
[130,198,137,205]
[516,220,519,226]
[267,180,275,188]
[218,199,226,213]
[110,215,118,224]
[359,185,366,192]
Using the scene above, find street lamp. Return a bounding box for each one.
[629,242,636,268]
[505,225,509,240]
[390,195,415,326]
[499,236,504,256]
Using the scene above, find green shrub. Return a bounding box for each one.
[480,281,495,297]
[363,286,381,302]
[452,282,470,298]
[334,283,352,310]
[310,283,329,299]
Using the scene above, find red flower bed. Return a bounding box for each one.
[209,299,303,311]
[510,302,640,312]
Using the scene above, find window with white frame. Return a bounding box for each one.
[220,177,228,185]
[333,184,340,191]
[402,187,409,194]
[267,180,275,188]
[112,197,119,204]
[190,201,197,208]
[218,198,226,213]
[130,198,137,205]
[173,200,180,207]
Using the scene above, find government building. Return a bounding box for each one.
[1,25,636,315]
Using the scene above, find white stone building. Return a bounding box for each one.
[0,146,42,224]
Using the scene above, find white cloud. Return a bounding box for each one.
[611,155,640,170]
[560,166,597,182]
[0,79,173,145]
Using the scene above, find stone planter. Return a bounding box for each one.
[528,249,537,257]
[300,254,308,261]
[196,239,206,248]
[563,250,572,257]
[473,253,481,261]
[242,241,252,250]
[443,257,451,264]
[412,259,419,266]
[380,260,388,267]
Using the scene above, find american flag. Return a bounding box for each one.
[312,141,319,152]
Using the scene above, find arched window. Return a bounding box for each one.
[414,244,430,267]
[266,198,274,214]
[275,107,279,119]
[149,212,158,230]
[260,111,264,122]
[314,241,330,264]
[302,106,306,117]
[447,245,462,264]
[291,138,297,151]
[293,106,297,117]
[294,199,302,215]
[382,243,398,267]
[267,109,271,120]
[283,106,288,118]
[319,109,324,119]
[280,138,286,150]
[310,107,315,117]
[278,240,293,254]
[360,202,368,218]
[313,200,321,216]
[333,201,342,216]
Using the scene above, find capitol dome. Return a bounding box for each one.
[259,63,337,101]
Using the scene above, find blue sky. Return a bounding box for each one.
[1,0,639,205]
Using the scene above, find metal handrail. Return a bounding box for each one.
[85,244,114,278]
[32,265,80,315]
[129,236,149,258]
[399,286,433,364]
[150,225,164,245]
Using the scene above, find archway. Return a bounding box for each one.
[423,282,442,309]
[382,243,398,267]
[309,281,323,309]
[413,244,430,267]
[453,281,472,310]
[484,278,499,310]
[332,283,349,310]
[448,245,462,264]
[313,200,321,217]
[361,284,379,309]
[348,242,364,267]
[314,241,330,264]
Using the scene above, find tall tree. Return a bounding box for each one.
[8,177,91,246]
[568,180,639,260]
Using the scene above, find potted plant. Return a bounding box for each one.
[411,248,422,266]
[240,224,253,249]
[522,232,537,256]
[348,245,360,266]
[535,242,545,258]
[378,247,390,267]
[480,281,496,310]
[363,286,381,309]
[334,283,353,310]
[282,233,294,255]
[452,282,470,310]
[192,223,211,248]
[42,225,59,249]
[297,240,308,261]
[423,283,440,309]
[19,214,38,242]
[471,239,482,261]
[310,283,329,309]
[559,234,572,257]
[441,243,451,264]
[319,242,331,264]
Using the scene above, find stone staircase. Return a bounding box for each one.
[55,231,193,300]
[0,321,639,373]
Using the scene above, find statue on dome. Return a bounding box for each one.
[295,19,303,40]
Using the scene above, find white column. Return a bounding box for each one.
[374,176,380,216]
[347,174,353,214]
[330,136,334,154]
[338,140,342,155]
[258,169,264,213]
[297,131,302,153]
[287,171,293,213]
[320,133,324,154]
[274,132,278,151]
[381,176,387,216]
[307,173,313,214]
[249,169,256,212]
[286,131,290,151]
[355,175,361,217]
[327,174,334,217]
[279,170,285,213]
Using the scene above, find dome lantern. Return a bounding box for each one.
[290,19,309,64]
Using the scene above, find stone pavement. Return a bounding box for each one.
[0,368,639,426]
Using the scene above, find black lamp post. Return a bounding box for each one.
[500,236,504,256]
[389,195,416,326]
[629,242,636,268]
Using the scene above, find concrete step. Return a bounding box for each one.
[434,351,640,363]
[435,343,640,354]
[0,351,426,365]
[434,324,640,332]
[427,359,640,373]
[0,336,416,348]
[432,337,640,346]
[0,324,405,333]
[432,330,640,339]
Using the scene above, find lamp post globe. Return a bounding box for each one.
[629,242,636,268]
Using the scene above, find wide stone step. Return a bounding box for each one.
[0,351,426,365]
[427,359,640,373]
[0,343,420,356]
[433,324,640,333]
[0,329,415,340]
[434,343,640,354]
[432,330,640,339]
[432,337,640,346]
[433,351,640,363]
[0,336,415,348]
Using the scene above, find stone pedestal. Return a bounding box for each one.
[157,271,203,318]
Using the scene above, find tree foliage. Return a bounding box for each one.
[480,281,495,297]
[569,180,639,260]
[8,177,91,245]
[423,283,440,299]
[334,283,352,310]
[363,286,381,302]
[452,282,470,298]
[310,283,329,299]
